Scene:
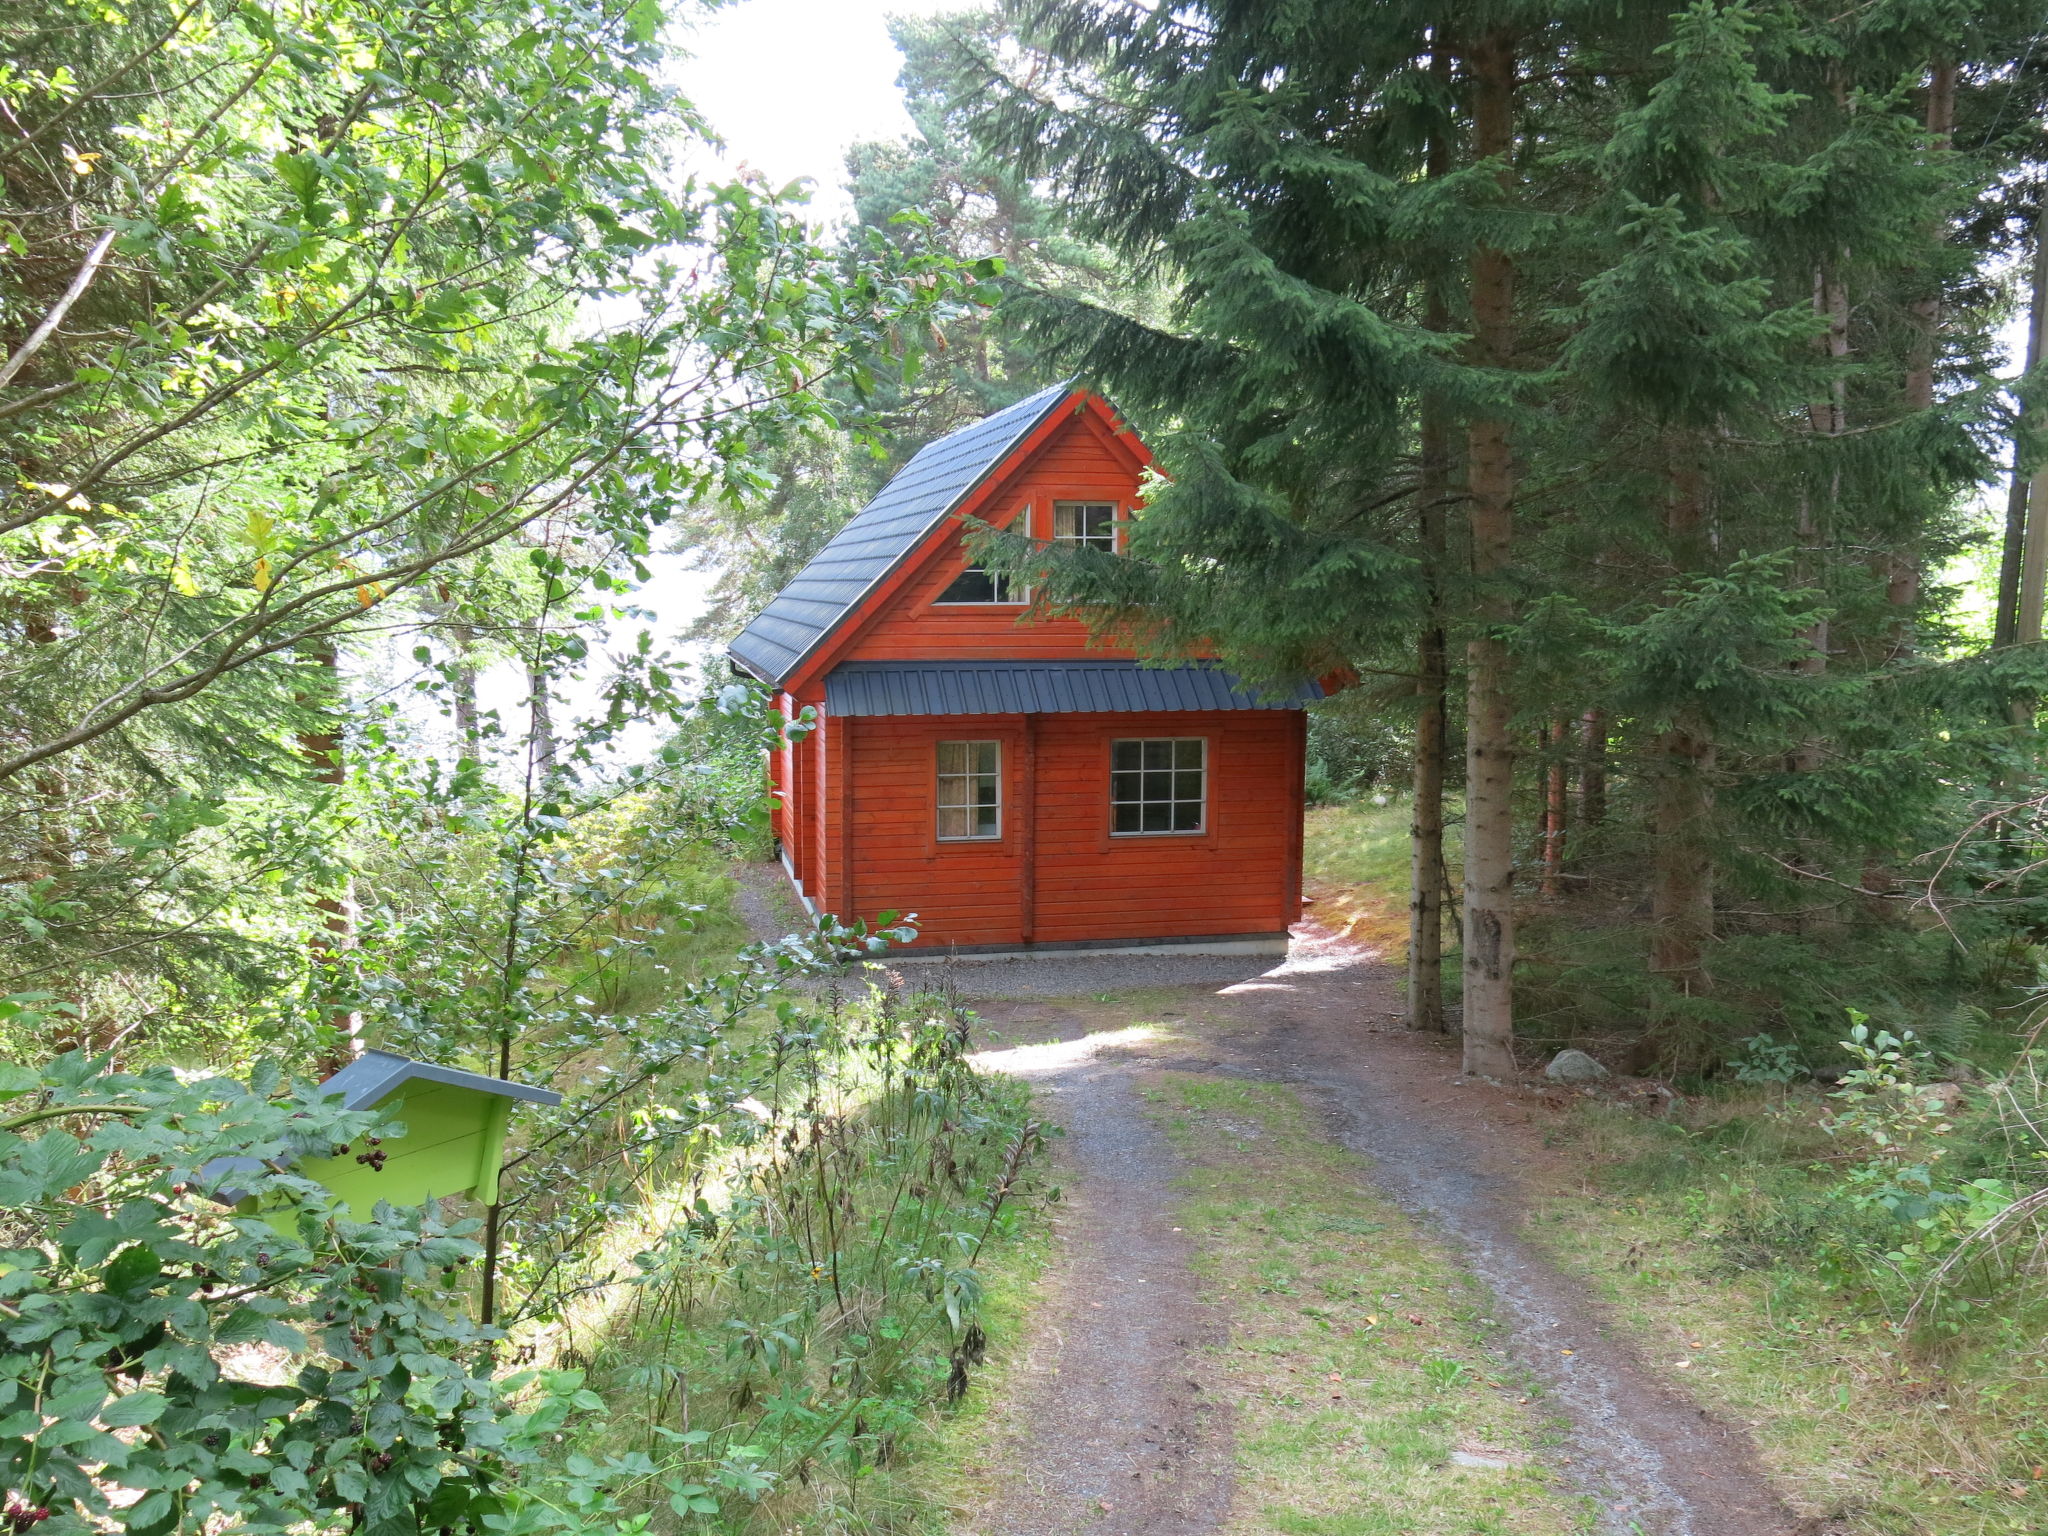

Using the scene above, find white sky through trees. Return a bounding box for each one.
[674,0,962,222]
[458,0,958,760]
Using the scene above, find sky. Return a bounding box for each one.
[606,0,961,674]
[672,0,962,225]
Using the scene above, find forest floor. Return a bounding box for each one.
[884,917,1808,1536]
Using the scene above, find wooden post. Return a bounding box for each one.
[1019,714,1038,945]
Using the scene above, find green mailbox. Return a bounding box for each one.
[209,1050,561,1219]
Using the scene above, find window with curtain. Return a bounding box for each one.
[936,740,1002,839]
[1053,500,1118,552]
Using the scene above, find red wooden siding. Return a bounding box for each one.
[833,409,1149,667]
[763,389,1310,954]
[840,709,1305,950]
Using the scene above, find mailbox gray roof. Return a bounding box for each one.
[728,384,1077,685]
[823,660,1324,716]
[317,1049,561,1108]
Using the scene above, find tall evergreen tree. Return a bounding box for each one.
[957,0,2048,1073]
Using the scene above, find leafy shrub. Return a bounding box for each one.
[0,1051,564,1536]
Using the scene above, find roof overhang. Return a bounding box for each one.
[823,660,1323,717]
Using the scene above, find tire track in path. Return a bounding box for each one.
[958,1027,1232,1536]
[943,925,1799,1536]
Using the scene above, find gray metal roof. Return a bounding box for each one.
[315,1049,561,1108]
[728,384,1078,685]
[824,660,1324,716]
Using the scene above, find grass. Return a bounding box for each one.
[1144,1069,1592,1535]
[1522,1093,2048,1536]
[909,1169,1059,1532]
[1303,796,1462,959]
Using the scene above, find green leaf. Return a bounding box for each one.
[625,0,663,42]
[99,1390,167,1428]
[0,1130,102,1205]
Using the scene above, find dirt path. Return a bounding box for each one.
[725,864,1798,1535]
[949,925,1800,1536]
[1202,926,1799,1536]
[957,1027,1233,1536]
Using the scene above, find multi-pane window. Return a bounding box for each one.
[1110,738,1206,834]
[936,740,1002,840]
[1053,501,1118,552]
[936,563,1025,603]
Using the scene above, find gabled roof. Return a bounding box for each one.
[728,383,1078,686]
[824,661,1324,716]
[315,1049,561,1109]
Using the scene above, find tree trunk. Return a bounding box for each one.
[1540,717,1567,899]
[526,651,557,780]
[1996,211,2047,650]
[1410,71,1453,1036]
[1883,61,1957,660]
[1651,456,1715,999]
[1650,725,1715,994]
[1577,709,1606,833]
[1902,60,1957,414]
[451,620,481,752]
[1790,262,1849,768]
[1459,26,1520,1081]
[1409,636,1447,1031]
[301,644,358,1077]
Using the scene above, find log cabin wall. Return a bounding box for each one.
[844,708,1306,951]
[738,387,1317,954]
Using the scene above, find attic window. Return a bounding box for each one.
[1054,501,1118,552]
[936,563,1027,604]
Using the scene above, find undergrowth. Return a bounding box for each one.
[540,980,1052,1534]
[1526,1032,2048,1535]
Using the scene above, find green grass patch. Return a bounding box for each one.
[1303,798,1462,960]
[1145,1072,1591,1535]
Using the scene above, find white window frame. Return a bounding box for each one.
[935,506,1032,604]
[936,740,1003,841]
[1109,737,1207,836]
[1052,500,1121,553]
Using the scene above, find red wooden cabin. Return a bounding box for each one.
[728,386,1321,955]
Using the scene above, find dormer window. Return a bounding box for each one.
[1053,500,1118,552]
[936,563,1027,604]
